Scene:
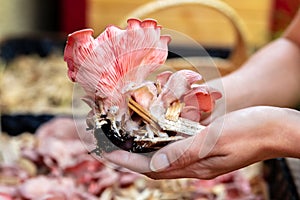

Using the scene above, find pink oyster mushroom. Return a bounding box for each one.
[64,18,222,123]
[64,18,171,119]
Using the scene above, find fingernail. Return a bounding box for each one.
[150,153,170,172]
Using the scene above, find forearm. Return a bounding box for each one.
[220,38,300,112]
[266,108,300,158]
[280,108,300,158]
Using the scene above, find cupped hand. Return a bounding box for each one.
[103,106,300,179]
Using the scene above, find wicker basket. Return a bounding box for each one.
[118,0,250,77]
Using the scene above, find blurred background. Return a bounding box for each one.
[0,0,300,199]
[0,0,299,47]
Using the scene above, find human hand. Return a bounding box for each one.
[103,106,300,179]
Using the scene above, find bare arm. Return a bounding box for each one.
[218,10,300,112]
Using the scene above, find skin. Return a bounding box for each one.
[103,9,300,179]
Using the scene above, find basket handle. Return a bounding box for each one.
[118,0,249,72]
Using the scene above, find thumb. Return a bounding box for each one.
[149,134,200,172]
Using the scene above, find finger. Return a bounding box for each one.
[145,159,220,180]
[145,166,197,179]
[201,111,221,125]
[201,115,213,126]
[201,101,227,126]
[102,150,151,173]
[149,131,206,172]
[149,124,224,172]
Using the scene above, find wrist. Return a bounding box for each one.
[280,108,300,158]
[263,108,300,159]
